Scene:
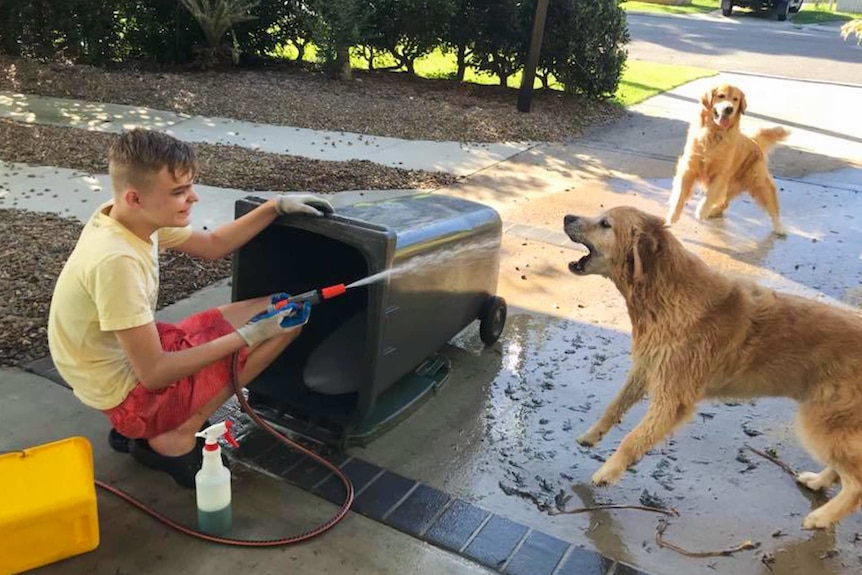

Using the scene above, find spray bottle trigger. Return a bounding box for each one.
[223,420,239,449]
[195,420,239,448]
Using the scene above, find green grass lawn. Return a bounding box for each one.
[415,50,715,107]
[617,60,717,105]
[272,44,715,107]
[791,4,860,24]
[621,0,719,15]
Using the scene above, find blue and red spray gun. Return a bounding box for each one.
[273,283,348,309]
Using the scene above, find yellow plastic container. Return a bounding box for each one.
[0,437,99,575]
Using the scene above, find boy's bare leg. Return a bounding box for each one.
[147,298,301,456]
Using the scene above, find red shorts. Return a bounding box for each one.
[103,308,249,439]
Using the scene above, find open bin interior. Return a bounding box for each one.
[233,224,371,423]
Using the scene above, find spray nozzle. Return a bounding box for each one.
[274,283,347,310]
[195,420,239,451]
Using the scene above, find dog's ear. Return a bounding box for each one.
[699,89,715,127]
[628,229,661,283]
[700,88,714,111]
[738,91,747,115]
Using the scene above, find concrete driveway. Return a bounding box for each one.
[3,71,861,575]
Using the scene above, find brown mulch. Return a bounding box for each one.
[0,55,623,143]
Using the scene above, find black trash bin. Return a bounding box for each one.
[232,192,506,447]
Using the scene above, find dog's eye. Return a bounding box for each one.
[599,218,612,229]
[716,93,725,99]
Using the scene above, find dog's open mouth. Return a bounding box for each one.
[568,241,595,274]
[714,109,732,129]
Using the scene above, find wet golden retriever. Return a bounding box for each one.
[564,206,862,529]
[666,84,789,235]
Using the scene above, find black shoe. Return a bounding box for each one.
[129,438,231,489]
[108,419,213,455]
[108,428,131,453]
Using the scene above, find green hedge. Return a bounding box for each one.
[0,0,629,98]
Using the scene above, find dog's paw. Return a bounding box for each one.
[802,509,836,530]
[796,471,834,492]
[591,462,625,487]
[577,430,601,448]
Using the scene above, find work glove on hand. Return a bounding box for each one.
[236,301,312,347]
[266,292,290,313]
[275,193,334,217]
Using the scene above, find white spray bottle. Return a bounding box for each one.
[194,420,239,536]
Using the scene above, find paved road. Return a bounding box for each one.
[626,12,862,85]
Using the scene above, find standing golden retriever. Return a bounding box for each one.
[666,84,789,235]
[564,206,862,529]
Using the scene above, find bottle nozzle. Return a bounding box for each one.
[195,420,239,450]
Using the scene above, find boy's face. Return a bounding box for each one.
[138,166,198,228]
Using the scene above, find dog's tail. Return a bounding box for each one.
[753,126,789,154]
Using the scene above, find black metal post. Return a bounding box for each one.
[517,0,550,113]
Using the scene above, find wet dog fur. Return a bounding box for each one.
[564,206,862,529]
[666,84,789,235]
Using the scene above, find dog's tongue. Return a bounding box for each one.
[718,115,731,129]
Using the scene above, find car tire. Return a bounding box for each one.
[776,0,789,20]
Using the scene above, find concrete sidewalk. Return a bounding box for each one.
[0,91,534,177]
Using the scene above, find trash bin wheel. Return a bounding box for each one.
[480,296,507,346]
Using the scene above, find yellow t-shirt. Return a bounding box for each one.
[47,202,193,410]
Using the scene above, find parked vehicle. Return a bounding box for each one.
[721,0,804,21]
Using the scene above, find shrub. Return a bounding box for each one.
[366,0,455,75]
[309,0,370,79]
[255,0,317,61]
[443,0,480,81]
[539,0,629,98]
[179,0,260,65]
[469,0,528,86]
[0,0,117,65]
[113,0,205,64]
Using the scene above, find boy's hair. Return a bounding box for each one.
[108,129,198,192]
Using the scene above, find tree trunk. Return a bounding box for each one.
[336,45,352,80]
[456,45,468,81]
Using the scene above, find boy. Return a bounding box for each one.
[47,129,332,487]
